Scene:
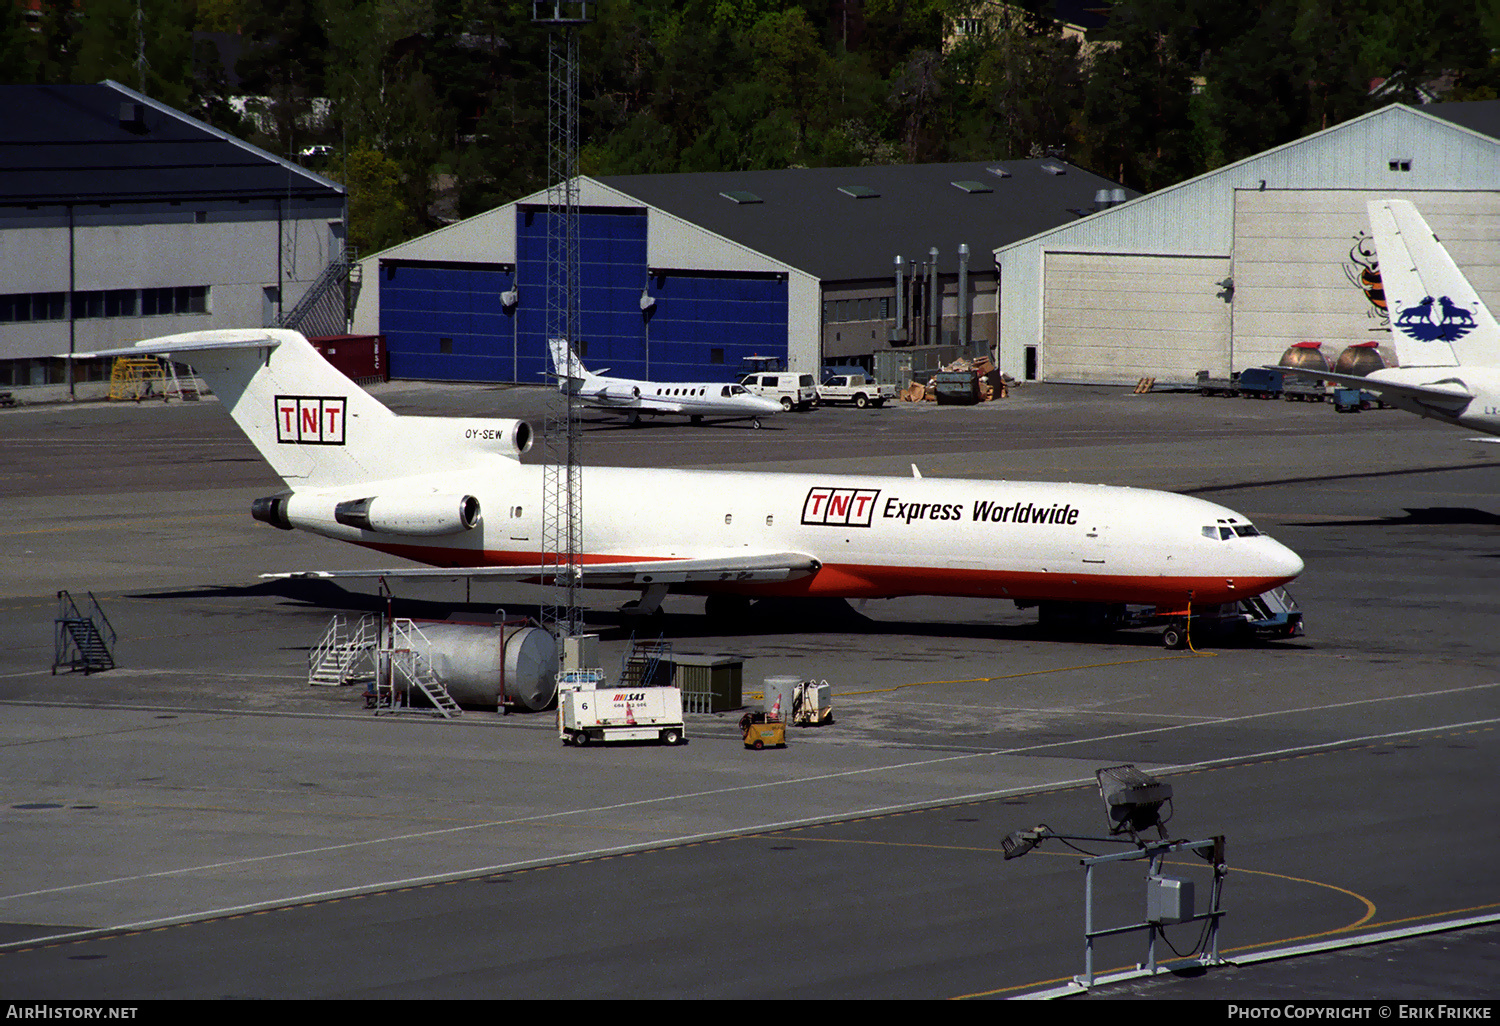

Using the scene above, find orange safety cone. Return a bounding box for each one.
[625,702,636,725]
[770,695,781,721]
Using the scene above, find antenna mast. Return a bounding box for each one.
[533,2,591,643]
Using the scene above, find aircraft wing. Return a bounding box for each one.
[263,551,821,586]
[1275,366,1475,414]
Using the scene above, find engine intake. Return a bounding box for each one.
[334,494,482,536]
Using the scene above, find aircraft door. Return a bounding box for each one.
[1077,522,1111,568]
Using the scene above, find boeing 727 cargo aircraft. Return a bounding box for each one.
[1280,199,1500,441]
[72,329,1303,646]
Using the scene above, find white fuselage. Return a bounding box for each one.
[293,462,1303,611]
[576,375,783,419]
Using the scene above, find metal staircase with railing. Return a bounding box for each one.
[278,246,359,338]
[371,618,461,719]
[308,615,377,686]
[53,591,116,675]
[618,634,672,690]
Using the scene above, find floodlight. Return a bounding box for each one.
[1097,764,1173,840]
[1001,825,1050,860]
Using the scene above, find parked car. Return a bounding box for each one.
[740,372,818,410]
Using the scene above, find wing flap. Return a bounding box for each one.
[264,552,821,586]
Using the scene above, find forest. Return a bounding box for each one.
[4,0,1497,254]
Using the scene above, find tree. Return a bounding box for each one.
[0,0,38,83]
[236,0,330,158]
[1077,0,1200,190]
[329,145,419,253]
[72,0,194,107]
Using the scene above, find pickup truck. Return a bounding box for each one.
[817,374,896,408]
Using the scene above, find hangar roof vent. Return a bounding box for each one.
[951,180,992,194]
[837,185,879,199]
[1040,163,1067,175]
[720,189,763,204]
[987,166,1011,178]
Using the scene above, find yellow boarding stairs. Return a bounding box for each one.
[109,357,200,402]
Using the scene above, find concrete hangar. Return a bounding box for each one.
[0,81,347,393]
[995,101,1500,385]
[350,160,1137,384]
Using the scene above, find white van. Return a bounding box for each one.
[739,372,818,410]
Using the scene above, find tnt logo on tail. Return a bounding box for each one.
[276,395,347,445]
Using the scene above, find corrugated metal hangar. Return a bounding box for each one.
[352,161,1136,383]
[0,81,347,390]
[995,102,1500,384]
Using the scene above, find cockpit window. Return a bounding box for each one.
[1204,522,1262,540]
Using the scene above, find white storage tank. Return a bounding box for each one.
[394,622,558,711]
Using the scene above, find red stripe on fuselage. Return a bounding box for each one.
[356,542,1291,607]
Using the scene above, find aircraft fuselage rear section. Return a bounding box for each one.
[270,463,1302,609]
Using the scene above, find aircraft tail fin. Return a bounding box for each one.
[546,337,592,393]
[75,329,530,489]
[1369,199,1500,368]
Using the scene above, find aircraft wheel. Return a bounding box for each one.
[780,397,794,411]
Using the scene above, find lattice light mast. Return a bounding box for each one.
[534,2,591,642]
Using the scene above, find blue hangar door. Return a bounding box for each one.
[517,206,790,382]
[645,270,788,380]
[379,260,519,381]
[381,208,790,383]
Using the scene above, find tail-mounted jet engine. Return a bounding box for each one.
[333,494,482,535]
[252,492,483,536]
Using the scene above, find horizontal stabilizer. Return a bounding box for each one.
[263,552,822,586]
[66,328,286,361]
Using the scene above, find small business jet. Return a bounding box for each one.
[548,338,782,428]
[70,329,1303,646]
[1279,199,1500,441]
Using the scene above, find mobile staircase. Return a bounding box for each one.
[308,614,378,686]
[53,590,116,675]
[618,634,672,690]
[370,618,461,719]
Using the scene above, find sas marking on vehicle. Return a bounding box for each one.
[275,395,347,445]
[802,487,880,527]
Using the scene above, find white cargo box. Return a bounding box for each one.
[559,686,686,747]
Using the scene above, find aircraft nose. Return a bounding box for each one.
[1262,538,1304,581]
